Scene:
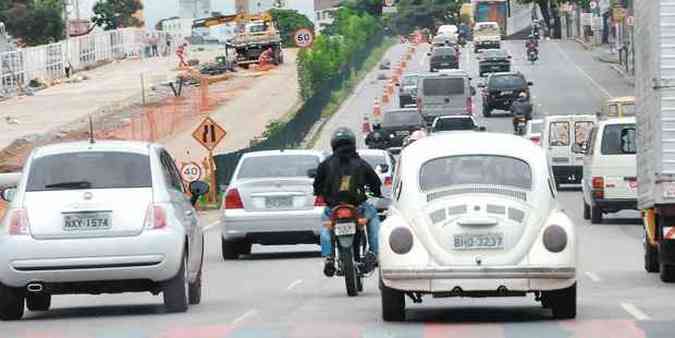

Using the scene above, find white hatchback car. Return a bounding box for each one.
[379,132,577,321]
[0,141,207,320]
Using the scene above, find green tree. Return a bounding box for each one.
[268,9,314,48]
[92,0,143,30]
[342,0,383,16]
[389,0,462,34]
[0,0,64,46]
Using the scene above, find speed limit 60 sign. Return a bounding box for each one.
[293,28,314,48]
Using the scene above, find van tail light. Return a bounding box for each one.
[144,204,167,230]
[335,207,354,219]
[224,189,244,209]
[592,177,604,199]
[384,176,393,187]
[314,196,326,206]
[466,97,473,115]
[6,208,29,235]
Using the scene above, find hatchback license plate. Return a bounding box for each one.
[453,233,504,250]
[63,212,112,232]
[501,91,513,95]
[266,196,293,208]
[334,222,356,236]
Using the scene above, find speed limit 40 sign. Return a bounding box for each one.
[181,162,202,183]
[293,28,314,48]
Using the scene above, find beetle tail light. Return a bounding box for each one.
[592,176,604,199]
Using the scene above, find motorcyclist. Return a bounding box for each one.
[313,127,383,277]
[510,92,533,133]
[526,37,538,59]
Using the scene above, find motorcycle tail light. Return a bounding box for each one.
[314,196,326,207]
[335,207,354,219]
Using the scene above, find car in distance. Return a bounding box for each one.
[430,115,485,133]
[365,108,425,151]
[478,49,511,77]
[479,72,532,117]
[0,141,208,320]
[428,47,459,72]
[220,150,326,259]
[358,149,396,218]
[416,70,475,125]
[398,73,419,108]
[379,132,577,321]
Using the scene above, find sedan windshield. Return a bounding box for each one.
[420,155,532,191]
[434,118,476,131]
[237,155,319,179]
[26,152,152,191]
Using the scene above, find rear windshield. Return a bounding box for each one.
[422,78,465,96]
[601,124,637,155]
[549,121,570,146]
[402,75,418,86]
[383,110,423,127]
[433,48,457,56]
[434,118,476,131]
[483,50,507,58]
[26,152,152,191]
[575,121,594,145]
[361,154,386,169]
[489,75,526,88]
[237,155,319,179]
[420,155,532,191]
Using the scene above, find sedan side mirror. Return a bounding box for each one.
[507,55,512,59]
[1,187,16,202]
[307,168,318,178]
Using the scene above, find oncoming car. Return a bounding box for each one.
[378,132,577,321]
[0,141,208,320]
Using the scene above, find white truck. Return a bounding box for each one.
[473,21,501,53]
[635,0,675,282]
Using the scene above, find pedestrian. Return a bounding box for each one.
[165,34,172,57]
[151,33,159,57]
[176,42,189,68]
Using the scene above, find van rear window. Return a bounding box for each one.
[422,78,465,96]
[601,124,637,155]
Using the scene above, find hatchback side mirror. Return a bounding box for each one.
[1,187,16,202]
[307,168,318,178]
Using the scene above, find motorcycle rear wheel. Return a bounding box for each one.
[341,247,359,297]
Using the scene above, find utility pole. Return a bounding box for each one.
[63,0,70,40]
[74,0,80,21]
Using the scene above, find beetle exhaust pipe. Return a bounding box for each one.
[26,283,43,293]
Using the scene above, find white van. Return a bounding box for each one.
[581,117,637,223]
[542,114,597,186]
[416,70,476,125]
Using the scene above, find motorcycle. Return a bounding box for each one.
[527,48,538,64]
[514,116,527,135]
[326,204,371,296]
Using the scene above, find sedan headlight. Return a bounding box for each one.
[389,227,414,255]
[543,225,567,253]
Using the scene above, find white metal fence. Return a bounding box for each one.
[0,28,176,96]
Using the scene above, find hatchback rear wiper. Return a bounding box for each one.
[44,181,92,189]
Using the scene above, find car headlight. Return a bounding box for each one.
[389,227,414,255]
[543,225,567,253]
[389,133,395,139]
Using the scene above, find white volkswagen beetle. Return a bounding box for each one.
[379,132,576,321]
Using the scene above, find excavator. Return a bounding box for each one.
[192,12,283,69]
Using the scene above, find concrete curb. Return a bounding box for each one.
[574,38,592,50]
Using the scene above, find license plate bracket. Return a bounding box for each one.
[334,222,356,236]
[453,232,504,250]
[63,211,112,232]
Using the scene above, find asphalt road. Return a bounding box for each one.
[4,40,672,338]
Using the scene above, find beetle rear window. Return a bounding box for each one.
[420,155,532,191]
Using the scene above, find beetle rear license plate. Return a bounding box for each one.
[334,222,356,236]
[63,212,112,232]
[453,233,504,250]
[266,196,293,208]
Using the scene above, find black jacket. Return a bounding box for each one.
[511,99,533,120]
[313,144,382,207]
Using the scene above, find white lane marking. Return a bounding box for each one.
[201,220,220,232]
[553,42,612,98]
[286,279,303,291]
[621,302,650,321]
[585,271,601,282]
[232,309,259,325]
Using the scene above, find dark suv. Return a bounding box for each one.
[479,72,532,117]
[478,49,511,77]
[428,47,459,72]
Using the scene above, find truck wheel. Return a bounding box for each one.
[548,283,576,319]
[380,276,405,321]
[26,293,51,311]
[221,238,240,260]
[644,234,659,273]
[163,254,189,313]
[583,201,590,220]
[590,204,603,224]
[0,283,24,320]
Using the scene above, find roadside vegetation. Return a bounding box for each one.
[269,9,315,48]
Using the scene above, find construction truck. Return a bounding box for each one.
[635,0,675,283]
[193,12,283,69]
[473,0,508,37]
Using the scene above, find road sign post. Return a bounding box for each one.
[192,117,227,203]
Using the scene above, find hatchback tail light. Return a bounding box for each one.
[224,189,244,209]
[592,177,604,199]
[335,207,354,219]
[144,204,167,230]
[314,196,326,207]
[6,208,29,236]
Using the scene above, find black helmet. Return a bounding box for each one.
[331,127,356,151]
